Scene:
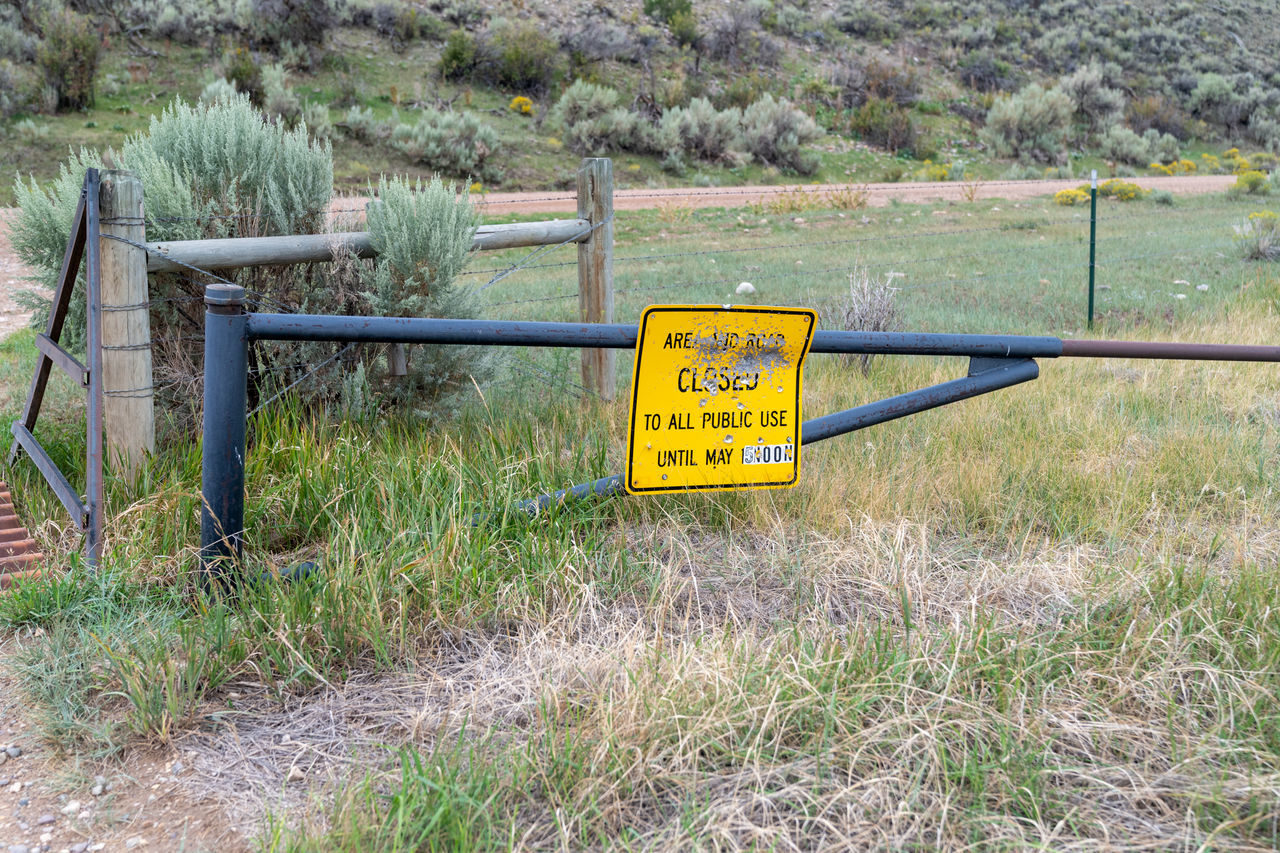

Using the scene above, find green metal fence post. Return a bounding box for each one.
[1088,169,1097,330]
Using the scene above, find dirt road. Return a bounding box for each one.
[468,174,1238,214]
[0,174,1242,338]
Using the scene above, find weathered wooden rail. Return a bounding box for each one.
[143,219,596,273]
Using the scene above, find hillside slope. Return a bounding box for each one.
[0,0,1276,201]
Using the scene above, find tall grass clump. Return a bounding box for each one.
[1235,211,1280,260]
[826,266,901,374]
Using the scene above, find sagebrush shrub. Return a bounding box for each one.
[262,62,300,126]
[139,0,241,45]
[372,2,437,47]
[1249,112,1280,154]
[423,0,483,27]
[660,97,743,163]
[850,97,916,154]
[14,94,330,281]
[552,81,819,174]
[35,8,100,111]
[956,51,1013,93]
[1144,128,1180,163]
[390,108,501,179]
[1189,73,1251,132]
[703,3,779,68]
[488,21,562,95]
[561,20,642,63]
[739,94,820,174]
[1057,63,1124,136]
[246,0,337,52]
[982,84,1073,163]
[199,77,238,105]
[1098,126,1150,165]
[354,175,486,408]
[0,7,37,62]
[0,59,32,118]
[302,101,332,140]
[14,95,333,430]
[342,105,380,141]
[829,3,898,40]
[550,80,645,156]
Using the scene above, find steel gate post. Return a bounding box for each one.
[200,283,249,583]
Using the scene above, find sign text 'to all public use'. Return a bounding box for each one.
[626,305,817,494]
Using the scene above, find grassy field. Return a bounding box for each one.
[2,186,1280,849]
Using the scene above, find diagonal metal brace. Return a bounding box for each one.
[511,357,1040,517]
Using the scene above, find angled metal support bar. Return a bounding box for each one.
[34,333,88,388]
[6,169,103,566]
[800,357,1040,445]
[512,358,1041,516]
[10,424,88,529]
[8,190,89,466]
[84,171,104,565]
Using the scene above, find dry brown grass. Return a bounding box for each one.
[168,514,1280,849]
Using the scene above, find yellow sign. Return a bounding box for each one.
[626,305,817,494]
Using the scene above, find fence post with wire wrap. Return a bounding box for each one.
[99,170,155,475]
[577,158,615,400]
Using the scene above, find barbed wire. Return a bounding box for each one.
[610,232,1240,301]
[249,343,355,416]
[485,291,579,307]
[507,355,598,401]
[479,214,611,292]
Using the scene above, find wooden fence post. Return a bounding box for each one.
[577,158,615,400]
[98,170,155,476]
